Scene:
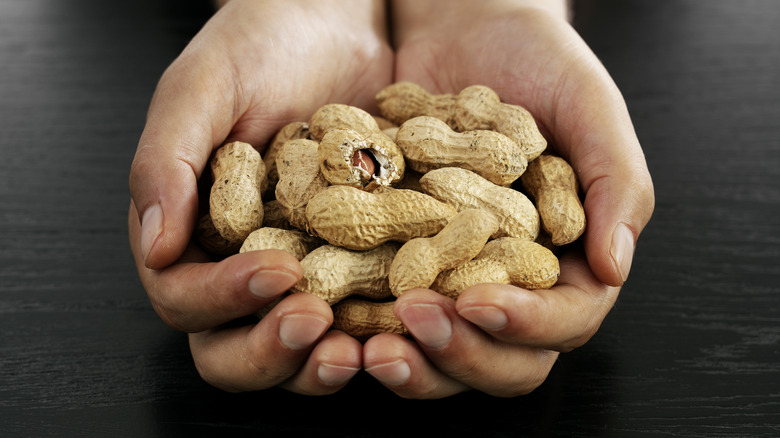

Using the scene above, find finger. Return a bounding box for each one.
[128,45,241,271]
[541,35,655,287]
[129,201,302,333]
[278,330,363,395]
[455,246,619,352]
[393,289,560,397]
[363,333,469,399]
[189,293,333,393]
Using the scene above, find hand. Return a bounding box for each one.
[128,0,393,394]
[362,0,655,398]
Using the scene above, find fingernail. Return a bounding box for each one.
[365,359,411,386]
[611,222,635,283]
[140,204,163,264]
[317,363,360,386]
[248,269,299,299]
[458,306,508,331]
[278,314,329,350]
[399,303,452,349]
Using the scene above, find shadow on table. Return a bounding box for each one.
[145,332,619,438]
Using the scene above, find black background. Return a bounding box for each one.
[1,1,778,436]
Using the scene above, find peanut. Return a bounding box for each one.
[274,138,329,233]
[395,116,527,186]
[432,237,560,298]
[382,126,399,142]
[420,167,539,241]
[305,185,457,251]
[292,243,398,305]
[332,299,407,341]
[373,115,398,131]
[209,141,266,243]
[431,258,511,299]
[389,209,498,296]
[520,154,586,246]
[263,121,310,195]
[260,199,293,230]
[193,82,583,341]
[308,103,383,142]
[194,213,242,256]
[240,227,322,260]
[376,81,458,129]
[318,128,404,190]
[454,85,547,161]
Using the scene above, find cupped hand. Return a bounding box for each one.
[128,0,393,394]
[362,0,655,398]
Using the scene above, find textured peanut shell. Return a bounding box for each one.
[431,237,559,297]
[261,199,293,230]
[332,299,408,341]
[373,115,397,130]
[376,81,458,129]
[389,209,498,296]
[263,121,310,194]
[292,243,398,305]
[420,167,540,241]
[396,116,527,186]
[305,185,458,251]
[240,227,322,260]
[308,103,381,141]
[318,128,404,189]
[520,155,586,246]
[194,213,242,256]
[431,258,512,299]
[209,141,265,243]
[382,126,399,142]
[454,85,547,161]
[274,138,329,233]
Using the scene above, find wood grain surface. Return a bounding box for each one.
[1,0,778,436]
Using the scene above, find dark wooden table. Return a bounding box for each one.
[2,0,779,436]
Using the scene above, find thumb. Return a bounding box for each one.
[129,58,236,270]
[550,57,655,287]
[580,151,655,287]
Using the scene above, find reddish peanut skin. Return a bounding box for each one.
[352,150,376,175]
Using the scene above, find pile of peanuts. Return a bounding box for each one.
[195,82,586,340]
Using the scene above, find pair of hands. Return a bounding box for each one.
[128,0,654,398]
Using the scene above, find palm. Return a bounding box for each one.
[190,2,394,151]
[394,9,588,157]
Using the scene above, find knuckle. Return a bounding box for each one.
[488,350,558,398]
[149,295,197,333]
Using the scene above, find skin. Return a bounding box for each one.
[128,0,392,395]
[128,0,655,398]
